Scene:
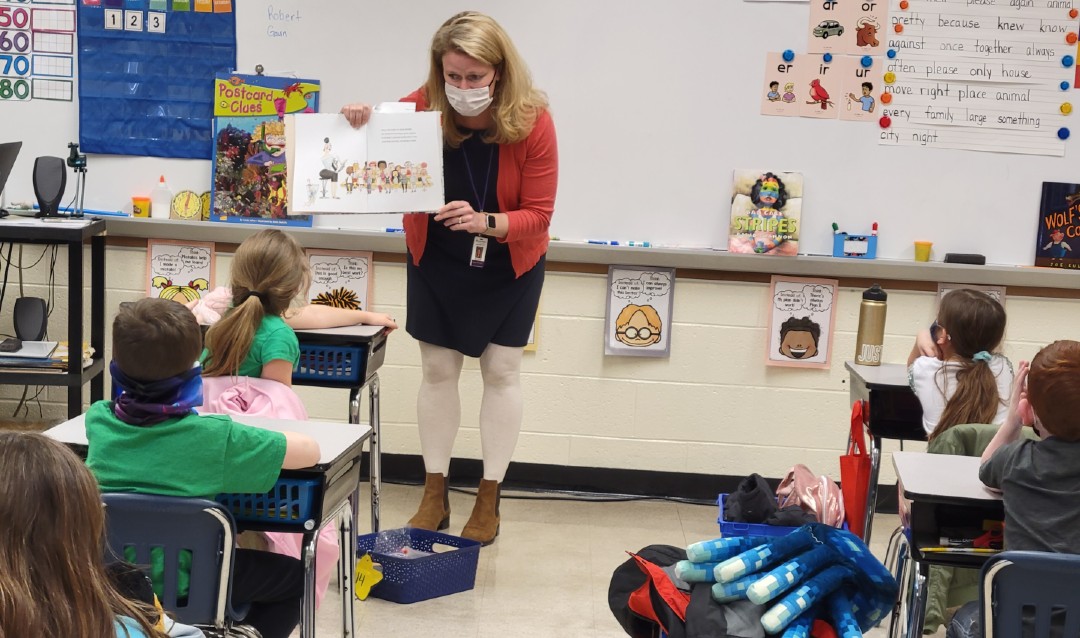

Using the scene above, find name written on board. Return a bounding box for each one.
[267,5,301,38]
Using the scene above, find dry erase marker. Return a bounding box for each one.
[832,222,840,235]
[920,547,999,554]
[626,241,652,247]
[384,227,405,233]
[872,222,878,236]
[586,239,620,245]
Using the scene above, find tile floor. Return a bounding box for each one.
[302,483,944,638]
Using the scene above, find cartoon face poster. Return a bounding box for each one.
[604,266,675,358]
[766,276,838,369]
[306,249,373,311]
[145,240,215,302]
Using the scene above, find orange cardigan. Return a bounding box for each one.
[400,89,558,278]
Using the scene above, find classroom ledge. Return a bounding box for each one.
[103,218,1080,297]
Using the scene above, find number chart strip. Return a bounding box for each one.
[881,0,1077,155]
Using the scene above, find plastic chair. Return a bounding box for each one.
[102,493,257,637]
[980,551,1080,637]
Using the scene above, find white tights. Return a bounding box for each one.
[416,341,524,482]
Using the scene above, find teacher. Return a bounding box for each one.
[342,11,557,545]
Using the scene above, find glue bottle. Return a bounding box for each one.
[854,283,887,366]
[150,175,173,220]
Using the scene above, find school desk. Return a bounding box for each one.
[0,217,106,418]
[293,324,387,534]
[845,361,926,545]
[892,451,1003,638]
[45,413,372,638]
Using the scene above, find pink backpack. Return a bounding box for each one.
[776,464,845,528]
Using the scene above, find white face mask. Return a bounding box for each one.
[445,82,493,117]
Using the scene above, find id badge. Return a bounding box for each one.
[470,236,489,268]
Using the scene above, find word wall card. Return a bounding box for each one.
[881,0,1079,156]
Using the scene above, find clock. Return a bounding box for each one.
[200,191,211,220]
[170,190,202,220]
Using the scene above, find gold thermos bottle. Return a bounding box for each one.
[855,283,887,366]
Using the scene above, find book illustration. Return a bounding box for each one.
[146,239,215,301]
[766,276,838,369]
[210,73,320,227]
[1035,182,1080,269]
[729,170,803,256]
[286,112,444,215]
[306,249,373,312]
[604,266,675,358]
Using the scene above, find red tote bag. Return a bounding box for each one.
[840,401,871,538]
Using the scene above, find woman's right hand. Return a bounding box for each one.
[341,103,373,128]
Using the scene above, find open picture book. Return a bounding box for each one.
[285,110,444,215]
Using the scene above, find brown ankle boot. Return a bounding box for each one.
[461,479,501,546]
[407,472,450,531]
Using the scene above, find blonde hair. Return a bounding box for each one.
[202,229,309,378]
[424,11,548,147]
[0,432,165,638]
[616,304,662,331]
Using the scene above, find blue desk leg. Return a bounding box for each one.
[351,373,381,534]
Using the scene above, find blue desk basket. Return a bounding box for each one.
[717,493,848,537]
[294,345,366,384]
[357,527,481,603]
[217,478,321,531]
[832,233,878,259]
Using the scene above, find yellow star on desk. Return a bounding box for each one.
[354,553,384,600]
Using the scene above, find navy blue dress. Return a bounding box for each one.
[405,129,544,358]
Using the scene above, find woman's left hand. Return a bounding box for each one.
[435,201,485,234]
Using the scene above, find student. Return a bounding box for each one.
[0,431,165,638]
[200,228,396,385]
[85,298,320,638]
[947,341,1080,637]
[908,289,1013,441]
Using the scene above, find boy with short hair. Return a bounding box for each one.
[980,339,1080,552]
[86,298,320,638]
[947,340,1080,637]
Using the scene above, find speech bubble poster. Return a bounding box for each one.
[766,275,838,369]
[604,265,675,358]
[146,239,216,302]
[305,249,374,311]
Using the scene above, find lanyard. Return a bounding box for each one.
[461,141,495,213]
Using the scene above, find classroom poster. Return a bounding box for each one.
[762,52,805,116]
[766,276,838,369]
[285,111,444,215]
[306,249,373,311]
[880,0,1075,156]
[800,54,841,119]
[0,0,77,104]
[604,266,675,358]
[729,170,803,256]
[808,0,887,56]
[210,73,319,227]
[837,55,880,122]
[146,239,215,302]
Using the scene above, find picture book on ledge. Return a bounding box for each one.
[1035,181,1080,269]
[285,111,444,215]
[728,170,803,256]
[210,73,321,227]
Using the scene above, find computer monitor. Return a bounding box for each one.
[0,141,21,211]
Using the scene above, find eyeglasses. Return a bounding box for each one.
[618,327,654,340]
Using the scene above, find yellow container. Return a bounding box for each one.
[914,241,933,262]
[132,196,151,218]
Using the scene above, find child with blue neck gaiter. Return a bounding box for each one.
[86,298,320,638]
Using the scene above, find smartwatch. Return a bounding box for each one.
[485,213,497,234]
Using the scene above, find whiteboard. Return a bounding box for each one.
[2,0,1077,266]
